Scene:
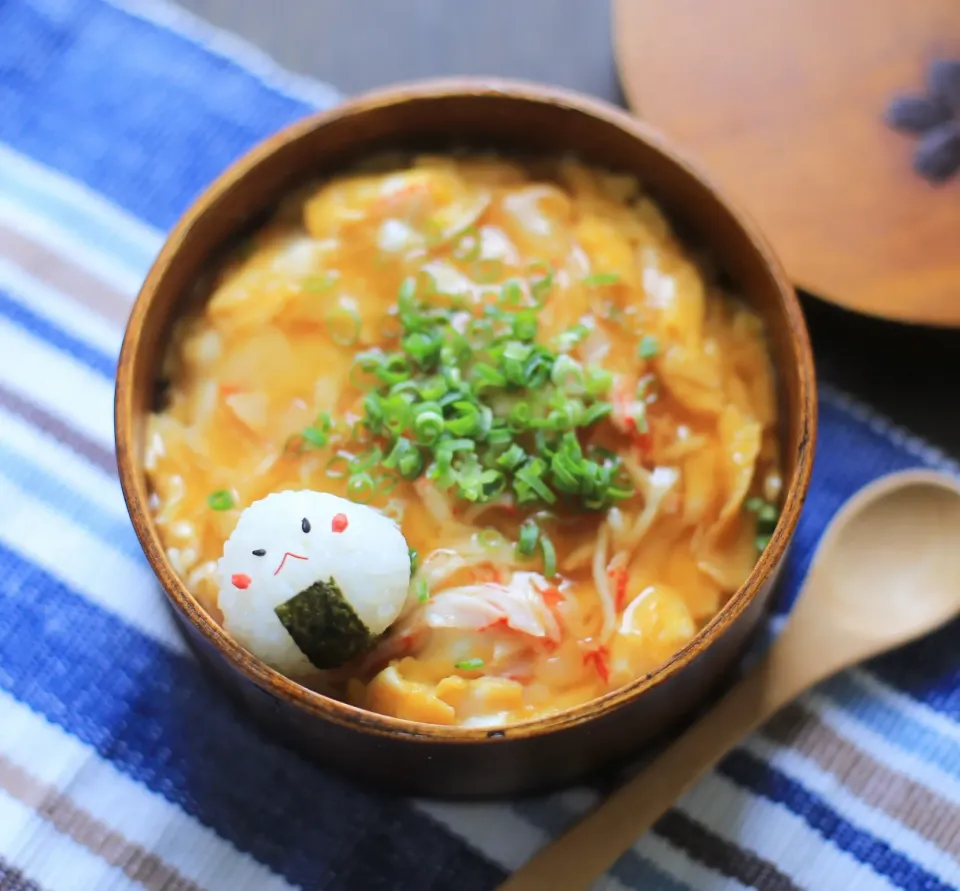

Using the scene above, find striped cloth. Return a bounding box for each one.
[0,0,957,888]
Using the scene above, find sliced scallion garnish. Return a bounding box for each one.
[207,489,235,511]
[584,272,620,287]
[637,334,659,360]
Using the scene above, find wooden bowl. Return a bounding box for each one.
[114,78,817,798]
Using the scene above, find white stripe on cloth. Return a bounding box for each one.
[0,692,297,891]
[745,735,960,877]
[676,772,900,891]
[0,258,123,356]
[414,801,550,873]
[803,690,960,807]
[0,789,143,891]
[0,196,143,298]
[0,143,160,270]
[0,472,187,654]
[0,318,115,449]
[0,406,118,507]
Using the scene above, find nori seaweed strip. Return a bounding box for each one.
[274,577,376,669]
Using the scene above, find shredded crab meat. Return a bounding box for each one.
[415,548,468,590]
[413,478,474,538]
[424,572,562,642]
[592,522,616,643]
[562,540,595,573]
[621,460,681,552]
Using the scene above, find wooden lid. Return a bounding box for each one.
[613,0,960,326]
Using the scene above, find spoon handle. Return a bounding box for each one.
[497,649,799,891]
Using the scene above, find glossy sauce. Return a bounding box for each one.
[146,154,780,727]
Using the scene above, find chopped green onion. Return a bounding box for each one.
[497,443,526,470]
[343,248,640,511]
[556,323,590,352]
[207,489,234,511]
[500,280,524,306]
[325,454,351,479]
[347,472,376,503]
[528,261,554,302]
[383,437,424,480]
[540,533,557,578]
[744,496,765,513]
[326,305,362,346]
[453,228,482,262]
[301,428,327,449]
[414,577,430,603]
[755,533,772,552]
[403,330,444,369]
[422,217,444,246]
[584,272,621,287]
[455,657,485,670]
[477,528,506,549]
[408,547,419,576]
[376,354,412,386]
[373,471,399,495]
[442,437,476,454]
[515,458,557,505]
[550,355,585,394]
[302,273,336,293]
[413,405,445,444]
[756,502,778,522]
[350,445,383,474]
[511,310,539,342]
[517,521,540,557]
[637,334,659,359]
[579,402,613,426]
[585,366,614,397]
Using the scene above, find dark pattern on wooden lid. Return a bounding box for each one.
[886,60,960,184]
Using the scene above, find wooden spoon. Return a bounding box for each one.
[498,468,960,891]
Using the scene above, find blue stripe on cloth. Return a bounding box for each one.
[0,0,315,232]
[0,440,141,563]
[822,673,960,779]
[0,287,116,378]
[865,623,960,721]
[0,540,505,891]
[719,750,956,891]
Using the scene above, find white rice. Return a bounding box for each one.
[217,489,410,677]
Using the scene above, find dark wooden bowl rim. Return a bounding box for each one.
[114,76,817,745]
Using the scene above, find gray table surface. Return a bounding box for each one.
[178,0,960,459]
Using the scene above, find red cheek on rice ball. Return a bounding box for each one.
[231,573,252,589]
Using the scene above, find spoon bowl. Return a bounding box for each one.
[499,468,960,891]
[806,470,960,642]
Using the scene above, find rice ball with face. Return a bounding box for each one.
[217,489,412,677]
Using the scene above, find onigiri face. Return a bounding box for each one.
[217,489,411,677]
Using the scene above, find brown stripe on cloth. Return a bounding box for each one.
[655,810,801,891]
[763,702,960,859]
[0,223,131,328]
[0,857,47,891]
[0,381,116,477]
[0,754,204,891]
